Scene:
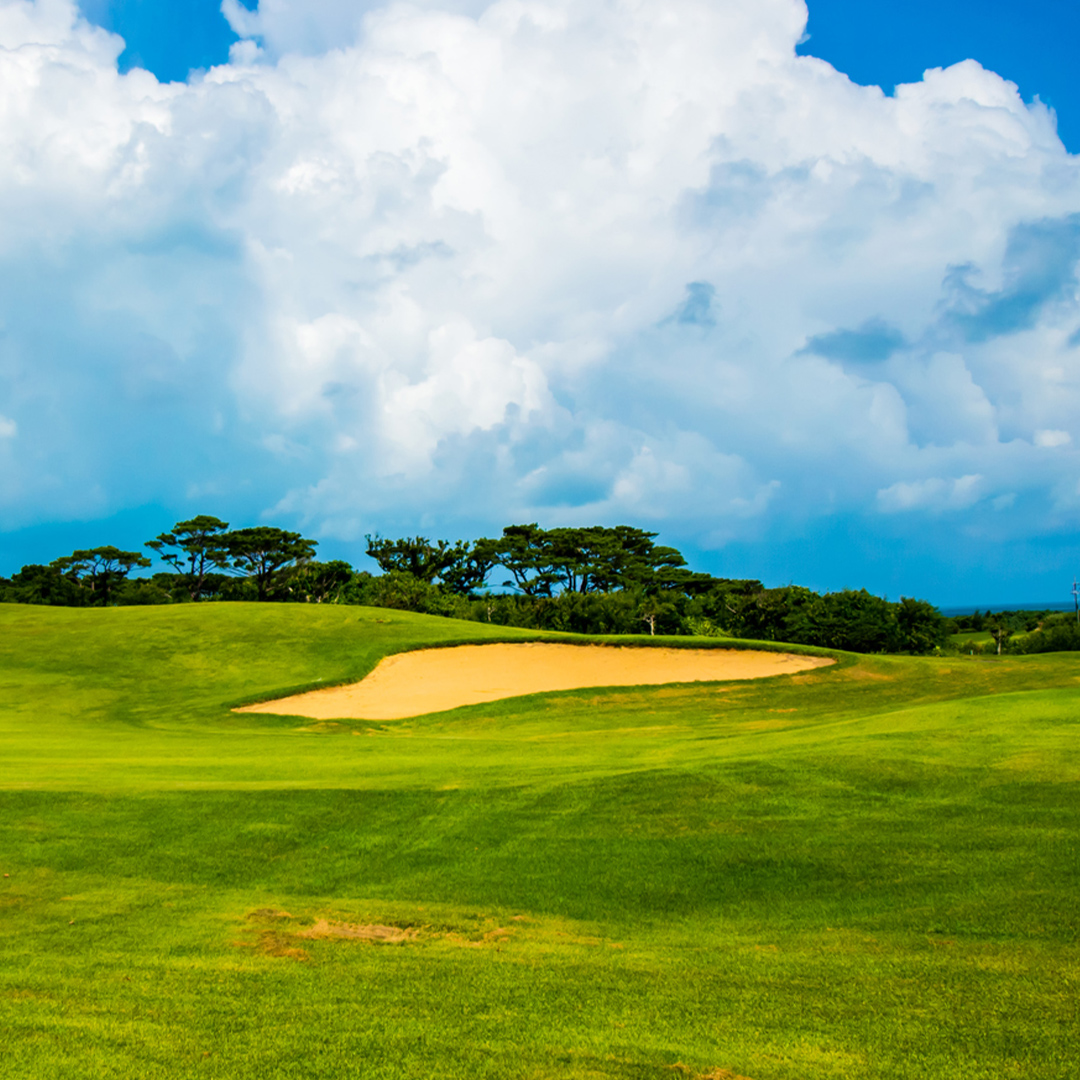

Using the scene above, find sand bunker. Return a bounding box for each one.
[236,643,833,721]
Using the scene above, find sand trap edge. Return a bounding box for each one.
[234,642,836,722]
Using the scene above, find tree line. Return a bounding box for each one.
[950,607,1080,655]
[0,516,952,653]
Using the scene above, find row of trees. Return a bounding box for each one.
[1,518,323,607]
[363,524,710,597]
[952,608,1080,655]
[0,516,952,653]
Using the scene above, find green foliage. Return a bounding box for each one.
[49,545,152,606]
[1,605,1079,1078]
[686,584,946,654]
[947,610,1080,656]
[351,527,947,652]
[219,526,319,601]
[283,559,354,604]
[489,523,691,596]
[1002,615,1080,655]
[2,516,951,652]
[346,569,456,614]
[145,515,230,601]
[984,613,1013,655]
[114,574,177,606]
[0,562,86,605]
[362,536,502,595]
[952,609,988,632]
[364,534,476,584]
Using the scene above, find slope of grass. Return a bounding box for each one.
[1,603,1078,1079]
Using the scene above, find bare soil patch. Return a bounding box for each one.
[236,643,833,721]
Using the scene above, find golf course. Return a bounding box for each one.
[2,601,1078,1079]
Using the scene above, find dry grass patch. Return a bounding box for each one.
[239,907,531,957]
[297,919,417,943]
[668,1066,756,1080]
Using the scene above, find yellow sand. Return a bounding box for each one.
[236,642,834,721]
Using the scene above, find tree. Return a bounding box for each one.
[727,585,812,642]
[638,594,677,636]
[439,538,499,595]
[145,516,230,601]
[594,526,687,592]
[220,527,318,601]
[3,563,86,606]
[985,614,1013,656]
[50,547,152,606]
[364,535,469,585]
[489,523,692,597]
[895,597,946,654]
[285,560,354,604]
[785,589,897,652]
[493,524,562,596]
[687,578,766,632]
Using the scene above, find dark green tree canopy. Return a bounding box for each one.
[364,535,500,595]
[145,516,230,601]
[488,524,690,596]
[286,560,354,604]
[50,547,152,606]
[221,527,318,601]
[364,535,472,585]
[4,563,86,606]
[438,538,499,595]
[895,597,949,654]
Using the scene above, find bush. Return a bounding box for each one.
[1008,621,1080,654]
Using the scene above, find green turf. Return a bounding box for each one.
[1,603,1078,1079]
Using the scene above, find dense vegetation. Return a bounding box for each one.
[2,603,1078,1079]
[950,606,1080,654]
[0,517,951,653]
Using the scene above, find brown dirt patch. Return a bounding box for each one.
[236,643,834,721]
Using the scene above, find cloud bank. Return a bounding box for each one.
[1,0,1079,592]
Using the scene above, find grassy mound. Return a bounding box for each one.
[1,604,1077,1079]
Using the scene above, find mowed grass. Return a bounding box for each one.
[1,604,1078,1079]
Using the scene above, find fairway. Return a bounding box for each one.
[238,642,834,720]
[2,603,1078,1079]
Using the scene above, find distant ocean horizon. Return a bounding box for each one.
[939,601,1078,617]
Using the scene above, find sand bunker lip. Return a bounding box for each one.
[235,642,834,721]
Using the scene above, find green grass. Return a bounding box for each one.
[1,603,1078,1079]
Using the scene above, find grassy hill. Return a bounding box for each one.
[1,604,1077,1079]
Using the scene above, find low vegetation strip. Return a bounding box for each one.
[235,642,835,720]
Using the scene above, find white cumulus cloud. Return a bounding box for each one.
[877,474,984,514]
[1034,429,1071,448]
[0,0,1078,575]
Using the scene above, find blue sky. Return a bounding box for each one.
[1,0,1079,606]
